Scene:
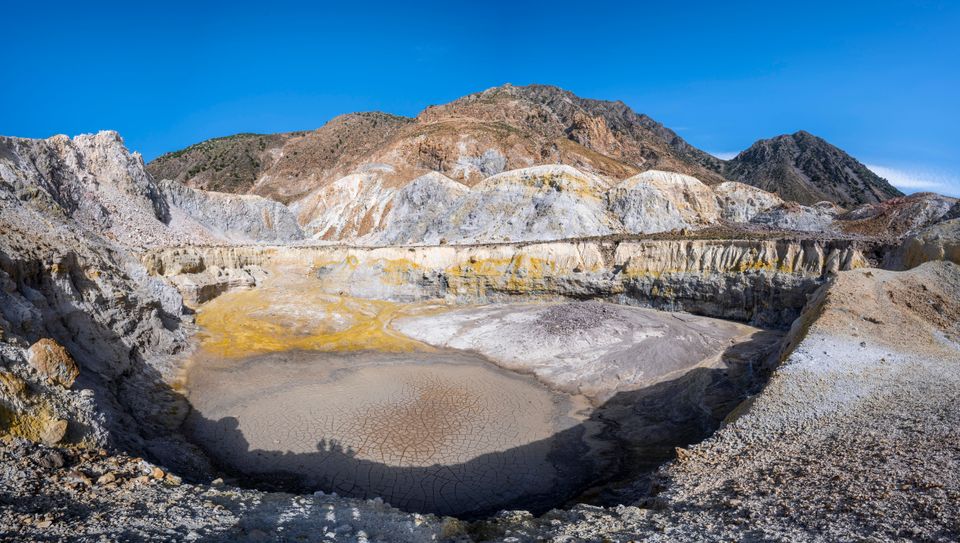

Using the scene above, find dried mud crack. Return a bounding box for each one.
[183,351,599,519]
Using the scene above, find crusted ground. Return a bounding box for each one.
[392,300,768,401]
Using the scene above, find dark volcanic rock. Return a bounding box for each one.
[722,130,903,206]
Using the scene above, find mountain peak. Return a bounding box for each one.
[723,131,902,206]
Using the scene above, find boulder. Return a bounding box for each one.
[27,339,79,388]
[40,419,68,445]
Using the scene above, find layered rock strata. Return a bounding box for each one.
[143,238,868,327]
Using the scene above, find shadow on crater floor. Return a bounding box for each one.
[182,330,782,519]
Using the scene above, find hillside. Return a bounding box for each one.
[147,86,736,207]
[722,130,902,206]
[146,85,907,239]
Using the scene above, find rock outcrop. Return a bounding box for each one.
[713,181,784,222]
[159,180,304,243]
[751,201,840,233]
[605,170,726,235]
[0,166,203,468]
[837,192,958,238]
[886,218,960,270]
[415,165,616,244]
[0,131,312,249]
[369,171,469,245]
[144,238,868,328]
[291,165,399,240]
[360,165,878,245]
[0,132,188,249]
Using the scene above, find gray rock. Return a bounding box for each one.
[159,179,304,243]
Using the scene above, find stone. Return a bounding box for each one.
[40,419,68,446]
[37,450,65,469]
[0,370,28,401]
[64,470,93,487]
[96,472,116,485]
[27,339,80,388]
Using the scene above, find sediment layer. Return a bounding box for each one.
[144,238,868,327]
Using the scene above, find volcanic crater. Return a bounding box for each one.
[170,259,783,519]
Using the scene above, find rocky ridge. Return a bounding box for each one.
[147,85,904,240]
[159,180,304,243]
[0,132,304,247]
[142,237,869,328]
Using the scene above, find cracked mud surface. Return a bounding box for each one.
[176,265,782,520]
[184,350,599,517]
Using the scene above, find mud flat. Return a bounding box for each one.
[175,266,783,517]
[184,349,600,517]
[181,270,607,516]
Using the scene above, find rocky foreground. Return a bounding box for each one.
[2,261,958,541]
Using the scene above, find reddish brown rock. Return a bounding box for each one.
[27,339,80,388]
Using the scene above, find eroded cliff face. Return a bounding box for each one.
[143,238,868,327]
[886,218,960,270]
[158,180,304,243]
[0,203,200,472]
[0,132,183,249]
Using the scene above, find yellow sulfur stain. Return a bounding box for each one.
[376,258,425,286]
[0,403,58,443]
[195,270,430,359]
[444,255,556,293]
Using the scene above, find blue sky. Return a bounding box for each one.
[2,1,958,196]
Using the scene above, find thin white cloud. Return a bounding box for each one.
[865,164,960,196]
[709,151,739,160]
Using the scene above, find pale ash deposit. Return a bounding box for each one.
[393,301,764,401]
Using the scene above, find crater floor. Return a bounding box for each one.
[185,350,598,517]
[179,266,779,517]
